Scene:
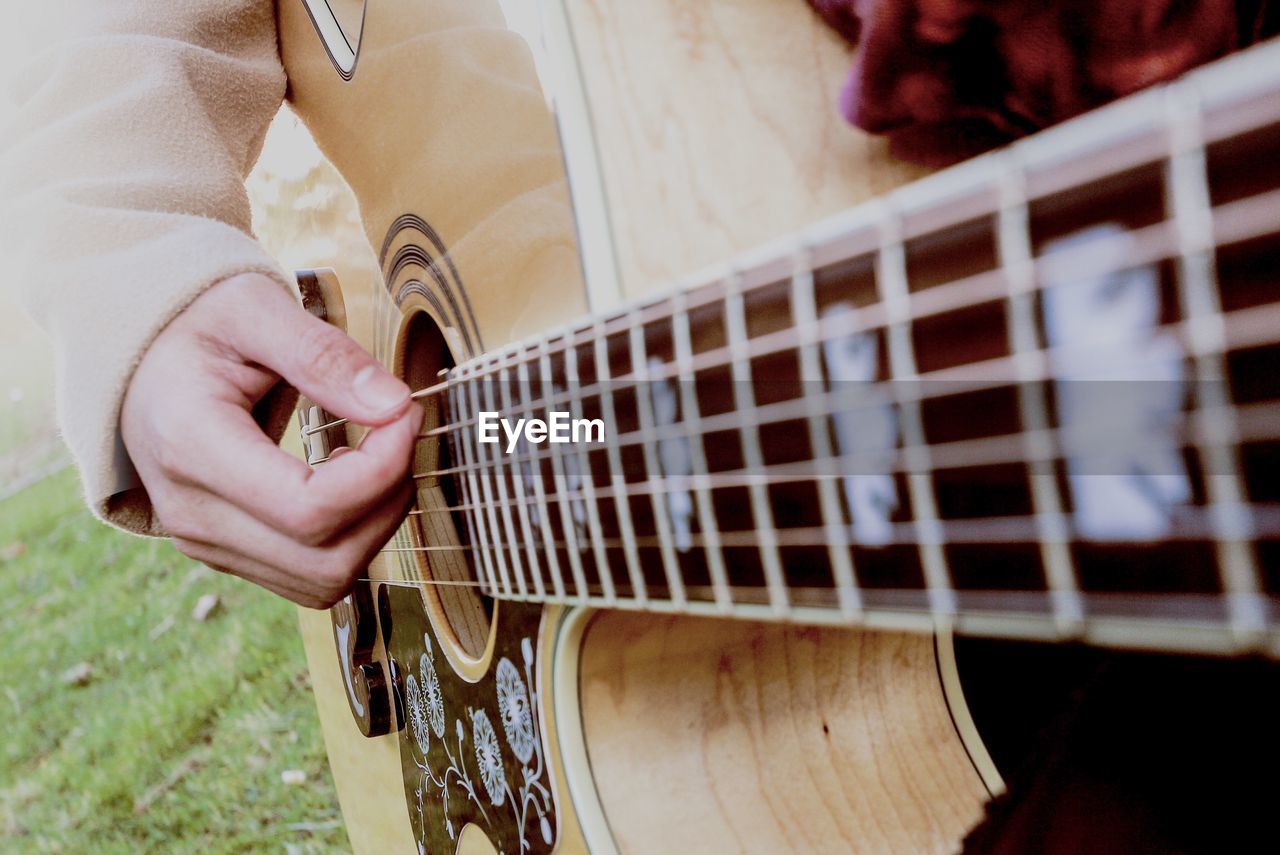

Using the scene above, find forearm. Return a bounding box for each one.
[0,0,289,534]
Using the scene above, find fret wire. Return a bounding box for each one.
[497,360,546,600]
[469,362,515,597]
[996,156,1085,633]
[365,581,1275,653]
[377,505,1280,554]
[592,317,649,607]
[875,203,958,617]
[302,183,1280,442]
[397,249,1280,450]
[449,368,498,597]
[409,316,1280,485]
[670,290,732,613]
[360,575,1274,645]
[790,247,862,619]
[563,336,616,604]
[517,355,566,600]
[725,268,791,616]
[1165,84,1265,641]
[539,340,590,603]
[411,398,1277,517]
[629,313,688,610]
[482,365,528,597]
[359,574,1272,608]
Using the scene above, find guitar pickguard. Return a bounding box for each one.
[381,585,558,855]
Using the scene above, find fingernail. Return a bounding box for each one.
[353,365,410,415]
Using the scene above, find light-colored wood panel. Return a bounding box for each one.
[565,0,927,298]
[579,613,988,853]
[281,0,589,352]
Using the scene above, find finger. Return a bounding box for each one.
[180,473,415,565]
[161,399,422,545]
[222,282,412,426]
[174,538,331,608]
[169,480,416,609]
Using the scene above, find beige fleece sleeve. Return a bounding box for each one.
[0,1,292,535]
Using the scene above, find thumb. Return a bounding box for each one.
[226,278,411,426]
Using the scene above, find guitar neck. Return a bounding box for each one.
[412,39,1280,656]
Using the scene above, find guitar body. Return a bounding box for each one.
[277,0,989,851]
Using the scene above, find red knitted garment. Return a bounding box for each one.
[807,0,1278,164]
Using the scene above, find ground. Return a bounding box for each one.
[0,469,348,853]
[0,100,366,855]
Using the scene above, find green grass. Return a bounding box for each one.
[0,299,66,492]
[0,469,348,853]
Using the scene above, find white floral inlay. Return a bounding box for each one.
[419,650,445,739]
[496,658,535,766]
[405,673,430,753]
[472,709,506,806]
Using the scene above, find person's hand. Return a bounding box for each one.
[121,273,424,608]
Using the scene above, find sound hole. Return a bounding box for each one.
[398,312,493,661]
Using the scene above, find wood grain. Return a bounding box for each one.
[564,0,927,298]
[579,612,988,853]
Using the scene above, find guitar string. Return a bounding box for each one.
[324,323,1277,586]
[359,399,1277,586]
[302,204,1278,597]
[349,419,1280,586]
[357,576,1273,624]
[370,505,1280,556]
[391,347,1276,486]
[329,394,1276,516]
[302,188,1280,440]
[402,295,1271,453]
[321,321,1276,561]
[306,295,1279,487]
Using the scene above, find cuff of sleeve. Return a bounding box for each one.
[45,221,299,537]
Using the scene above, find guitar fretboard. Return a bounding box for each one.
[407,40,1280,656]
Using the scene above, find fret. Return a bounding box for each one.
[516,355,566,601]
[538,340,590,603]
[1164,84,1266,641]
[873,204,958,617]
[465,365,514,597]
[724,270,791,617]
[592,318,649,606]
[670,291,733,614]
[395,506,1280,553]
[430,323,1280,522]
[563,337,616,604]
[996,159,1085,633]
[449,369,500,597]
[790,249,862,619]
[629,313,688,610]
[481,366,528,597]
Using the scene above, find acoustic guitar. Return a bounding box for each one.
[273,1,1280,852]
